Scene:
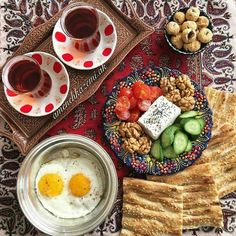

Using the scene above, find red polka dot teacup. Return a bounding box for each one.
[2,55,51,96]
[60,3,101,52]
[4,52,70,117]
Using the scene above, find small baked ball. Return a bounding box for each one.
[197,28,213,43]
[181,21,197,31]
[166,21,180,35]
[181,29,197,43]
[196,16,209,29]
[174,11,185,24]
[186,7,200,21]
[171,34,184,49]
[184,40,201,52]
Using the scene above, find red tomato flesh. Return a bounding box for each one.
[129,96,138,109]
[138,99,152,111]
[115,109,130,121]
[133,83,151,100]
[115,96,130,112]
[119,87,133,99]
[132,81,144,91]
[132,81,144,99]
[127,108,141,122]
[149,86,163,102]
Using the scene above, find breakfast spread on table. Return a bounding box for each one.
[0,1,236,236]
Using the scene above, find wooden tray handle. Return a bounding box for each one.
[0,109,30,154]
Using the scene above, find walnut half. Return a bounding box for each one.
[177,96,195,111]
[160,74,195,112]
[119,122,152,155]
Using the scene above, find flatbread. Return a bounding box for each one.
[197,123,235,164]
[120,178,183,236]
[197,88,236,197]
[147,164,223,229]
[205,87,236,132]
[197,124,236,197]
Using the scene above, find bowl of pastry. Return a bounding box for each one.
[17,135,118,236]
[164,7,213,54]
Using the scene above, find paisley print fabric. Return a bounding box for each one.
[0,0,236,235]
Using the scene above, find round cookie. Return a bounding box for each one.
[196,16,209,29]
[181,29,197,43]
[197,28,213,43]
[171,34,184,49]
[174,11,185,24]
[186,7,200,21]
[166,21,180,35]
[184,40,201,52]
[181,21,197,31]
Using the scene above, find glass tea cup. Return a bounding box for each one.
[2,55,51,96]
[60,3,101,52]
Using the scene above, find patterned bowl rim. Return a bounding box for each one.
[164,7,214,55]
[102,66,213,175]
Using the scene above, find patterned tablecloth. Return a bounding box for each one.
[0,0,236,235]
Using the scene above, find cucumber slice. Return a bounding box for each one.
[179,110,198,119]
[173,131,188,155]
[197,118,205,130]
[163,146,178,159]
[196,112,204,118]
[185,140,192,152]
[180,118,191,128]
[161,125,180,148]
[183,118,202,135]
[151,139,164,162]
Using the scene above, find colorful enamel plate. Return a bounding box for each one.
[52,10,117,70]
[5,52,70,117]
[103,67,213,175]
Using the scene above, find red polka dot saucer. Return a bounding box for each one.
[4,52,70,117]
[52,10,117,70]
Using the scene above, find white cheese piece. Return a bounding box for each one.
[138,96,181,140]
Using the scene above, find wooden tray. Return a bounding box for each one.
[0,0,154,155]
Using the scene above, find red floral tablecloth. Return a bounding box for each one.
[0,0,236,235]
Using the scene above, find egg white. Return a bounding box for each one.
[35,154,104,219]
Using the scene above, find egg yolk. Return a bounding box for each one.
[69,173,91,197]
[38,173,64,197]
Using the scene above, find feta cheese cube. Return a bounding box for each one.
[138,96,181,140]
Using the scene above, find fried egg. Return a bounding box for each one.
[35,149,104,218]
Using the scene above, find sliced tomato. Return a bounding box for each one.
[149,86,163,102]
[127,108,141,122]
[133,83,151,100]
[119,87,133,99]
[132,81,144,91]
[115,109,130,121]
[138,99,152,112]
[129,96,138,109]
[115,96,130,112]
